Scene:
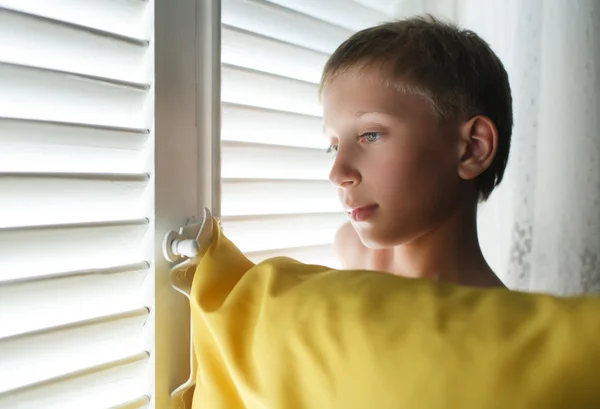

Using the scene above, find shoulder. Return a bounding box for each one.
[333,221,369,269]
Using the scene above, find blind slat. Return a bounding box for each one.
[222,64,321,116]
[222,179,339,216]
[0,118,149,173]
[221,103,325,149]
[0,220,149,282]
[0,118,149,150]
[0,354,150,409]
[0,263,149,338]
[0,8,148,83]
[0,310,149,393]
[0,173,149,227]
[223,0,352,54]
[0,144,146,174]
[222,25,327,84]
[0,0,150,40]
[222,213,346,252]
[222,141,332,180]
[0,63,149,128]
[263,0,390,32]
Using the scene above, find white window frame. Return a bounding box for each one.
[153,0,220,406]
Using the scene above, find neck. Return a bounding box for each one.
[383,199,504,288]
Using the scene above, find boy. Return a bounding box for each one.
[321,16,511,288]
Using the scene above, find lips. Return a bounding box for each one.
[345,204,378,222]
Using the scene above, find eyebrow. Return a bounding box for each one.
[355,111,377,117]
[322,111,390,133]
[355,110,390,117]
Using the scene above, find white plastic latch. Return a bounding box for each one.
[162,207,213,263]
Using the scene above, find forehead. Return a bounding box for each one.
[323,67,397,110]
[321,67,436,125]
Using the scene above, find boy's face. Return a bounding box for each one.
[322,67,464,248]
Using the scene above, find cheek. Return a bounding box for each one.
[368,147,426,186]
[368,143,457,204]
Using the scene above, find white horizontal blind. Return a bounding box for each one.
[220,0,389,267]
[0,1,154,408]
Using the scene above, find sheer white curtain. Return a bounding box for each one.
[356,0,600,294]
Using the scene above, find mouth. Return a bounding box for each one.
[346,204,378,222]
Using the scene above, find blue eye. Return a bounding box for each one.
[360,132,383,143]
[326,145,338,155]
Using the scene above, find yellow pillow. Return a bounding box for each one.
[189,219,600,409]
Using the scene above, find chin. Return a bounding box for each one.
[354,225,407,249]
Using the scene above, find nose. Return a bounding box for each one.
[328,148,361,188]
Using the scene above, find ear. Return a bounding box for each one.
[457,115,498,181]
